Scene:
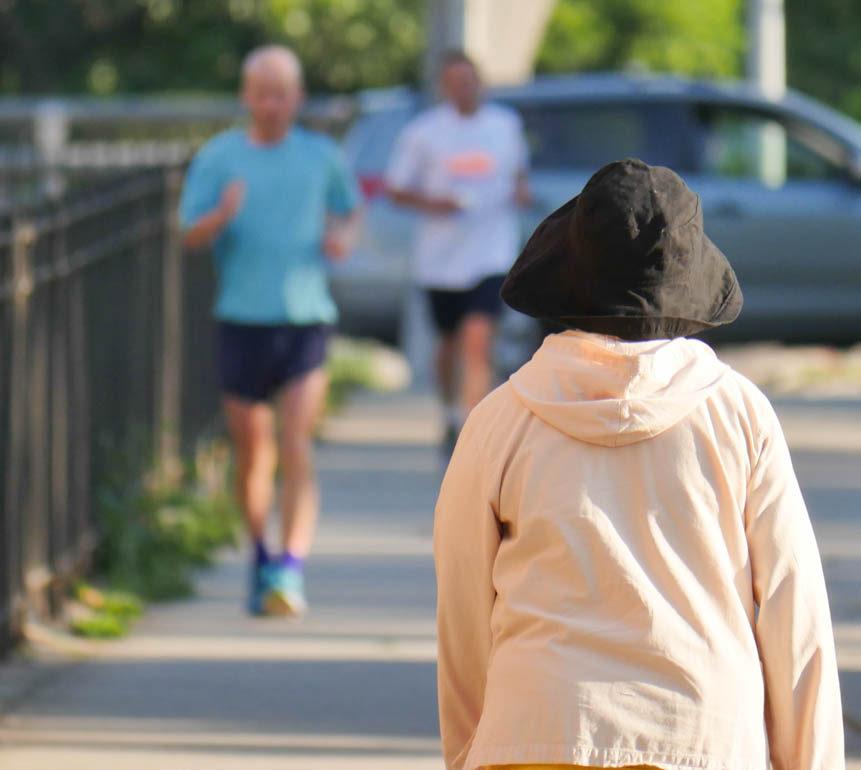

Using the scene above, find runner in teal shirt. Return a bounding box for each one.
[180,125,360,324]
[180,45,362,619]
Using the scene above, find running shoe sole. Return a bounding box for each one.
[263,588,308,618]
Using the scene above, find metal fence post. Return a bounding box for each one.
[5,218,36,639]
[158,167,184,478]
[25,218,52,614]
[50,204,72,605]
[66,213,91,574]
[33,100,68,199]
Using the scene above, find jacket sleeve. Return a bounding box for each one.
[745,406,844,770]
[434,423,501,770]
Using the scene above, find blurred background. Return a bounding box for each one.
[2,2,861,768]
[3,0,861,348]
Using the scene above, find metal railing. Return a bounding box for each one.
[0,166,219,655]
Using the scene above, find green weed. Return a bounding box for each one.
[84,437,240,631]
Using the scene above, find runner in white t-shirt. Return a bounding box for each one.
[386,51,531,450]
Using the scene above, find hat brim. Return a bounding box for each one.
[501,197,743,341]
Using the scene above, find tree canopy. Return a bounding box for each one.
[535,0,745,79]
[784,0,861,122]
[0,0,424,95]
[1,1,859,124]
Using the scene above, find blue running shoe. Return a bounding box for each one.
[263,564,308,617]
[248,562,270,616]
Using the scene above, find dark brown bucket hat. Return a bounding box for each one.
[501,158,742,340]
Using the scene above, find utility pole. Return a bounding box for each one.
[404,0,466,378]
[424,0,466,95]
[747,0,787,187]
[747,0,786,99]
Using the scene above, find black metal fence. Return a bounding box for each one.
[0,166,219,655]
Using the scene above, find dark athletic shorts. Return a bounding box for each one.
[426,274,506,334]
[218,321,332,402]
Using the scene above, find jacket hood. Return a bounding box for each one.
[510,331,730,447]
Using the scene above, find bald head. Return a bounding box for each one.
[242,45,303,87]
[241,45,305,143]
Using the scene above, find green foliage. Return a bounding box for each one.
[76,582,145,618]
[324,336,410,412]
[100,589,145,619]
[3,1,859,125]
[93,438,241,602]
[70,583,145,638]
[536,0,745,78]
[263,0,425,92]
[0,1,260,94]
[538,1,861,122]
[325,338,379,412]
[70,612,129,638]
[0,0,424,95]
[785,0,861,122]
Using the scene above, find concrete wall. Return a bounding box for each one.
[465,0,557,85]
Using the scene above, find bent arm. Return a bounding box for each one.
[514,168,533,208]
[179,155,243,251]
[323,206,364,261]
[182,206,231,251]
[386,185,429,210]
[385,120,459,215]
[386,185,460,215]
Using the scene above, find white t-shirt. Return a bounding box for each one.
[385,102,529,290]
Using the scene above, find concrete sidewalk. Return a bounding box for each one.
[1,389,861,767]
[0,390,447,769]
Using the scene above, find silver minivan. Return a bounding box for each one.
[333,73,861,343]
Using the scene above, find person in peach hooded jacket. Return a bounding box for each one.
[434,159,844,770]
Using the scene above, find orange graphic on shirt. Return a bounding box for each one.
[445,151,497,177]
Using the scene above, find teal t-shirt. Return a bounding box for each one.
[179,126,360,324]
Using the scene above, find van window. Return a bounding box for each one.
[692,105,846,186]
[509,101,694,172]
[343,108,415,175]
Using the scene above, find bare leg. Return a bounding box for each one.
[460,313,496,413]
[276,368,329,558]
[223,396,277,543]
[436,331,459,407]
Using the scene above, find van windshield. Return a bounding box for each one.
[508,100,696,172]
